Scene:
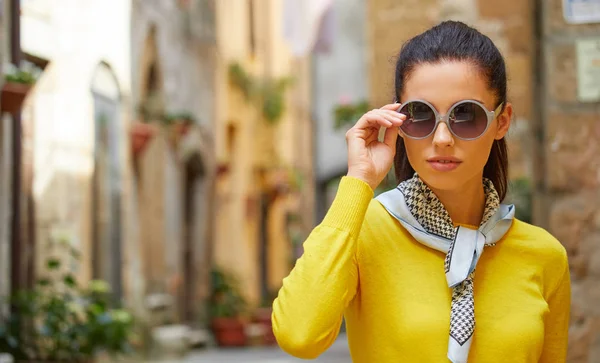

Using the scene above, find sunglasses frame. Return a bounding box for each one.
[398,99,504,141]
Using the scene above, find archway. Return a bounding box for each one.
[90,62,123,303]
[181,151,206,322]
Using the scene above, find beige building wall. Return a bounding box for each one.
[130,0,217,323]
[214,0,314,307]
[20,0,132,293]
[19,0,217,326]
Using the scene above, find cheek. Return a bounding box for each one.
[402,138,431,172]
[460,136,495,167]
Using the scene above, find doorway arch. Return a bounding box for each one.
[90,62,123,303]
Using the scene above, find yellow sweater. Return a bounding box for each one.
[272,177,571,362]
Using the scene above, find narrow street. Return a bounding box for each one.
[182,334,351,363]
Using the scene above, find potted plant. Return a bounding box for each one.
[130,121,156,156]
[333,98,370,130]
[0,239,136,362]
[253,289,279,346]
[2,62,40,114]
[209,267,248,347]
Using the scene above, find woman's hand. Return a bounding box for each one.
[346,103,405,190]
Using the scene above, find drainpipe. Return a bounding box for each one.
[9,0,22,294]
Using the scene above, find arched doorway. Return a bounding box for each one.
[91,62,123,303]
[181,151,206,322]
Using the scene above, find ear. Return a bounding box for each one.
[494,102,512,140]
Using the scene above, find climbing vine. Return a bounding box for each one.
[228,62,294,125]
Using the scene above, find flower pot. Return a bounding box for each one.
[211,317,247,347]
[167,121,192,147]
[254,307,277,346]
[1,82,32,114]
[130,122,156,156]
[216,162,230,177]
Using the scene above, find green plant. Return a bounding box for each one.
[163,112,196,126]
[209,268,247,319]
[0,238,136,361]
[333,100,370,129]
[137,91,165,122]
[3,61,41,85]
[228,62,294,124]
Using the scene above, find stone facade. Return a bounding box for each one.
[20,0,133,293]
[541,0,600,360]
[16,0,217,328]
[127,0,217,323]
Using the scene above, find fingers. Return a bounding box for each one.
[354,108,404,130]
[381,103,402,111]
[383,123,399,149]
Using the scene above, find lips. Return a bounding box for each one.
[427,156,462,172]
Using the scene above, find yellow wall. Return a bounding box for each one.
[214,0,314,307]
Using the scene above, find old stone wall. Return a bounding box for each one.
[130,0,217,322]
[541,0,600,360]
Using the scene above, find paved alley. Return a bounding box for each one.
[182,335,351,363]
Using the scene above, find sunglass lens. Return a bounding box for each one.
[399,101,436,138]
[448,102,488,139]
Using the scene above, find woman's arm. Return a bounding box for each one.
[539,253,571,362]
[272,176,373,359]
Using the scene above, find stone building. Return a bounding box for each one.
[9,0,312,331]
[13,0,217,330]
[212,0,314,307]
[19,0,133,295]
[130,0,217,325]
[368,0,600,360]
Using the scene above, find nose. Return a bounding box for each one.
[432,122,454,147]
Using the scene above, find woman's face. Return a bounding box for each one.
[399,61,512,192]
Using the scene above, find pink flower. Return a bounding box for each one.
[338,95,352,105]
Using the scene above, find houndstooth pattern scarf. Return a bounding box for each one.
[375,174,515,363]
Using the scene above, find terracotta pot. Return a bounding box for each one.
[254,307,277,346]
[216,162,230,177]
[130,122,156,156]
[1,82,32,114]
[211,317,247,347]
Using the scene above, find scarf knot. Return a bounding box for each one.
[376,174,515,363]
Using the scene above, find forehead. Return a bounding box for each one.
[401,61,493,111]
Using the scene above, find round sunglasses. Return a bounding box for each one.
[397,99,504,140]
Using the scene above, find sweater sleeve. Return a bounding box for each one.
[539,252,571,363]
[272,176,373,359]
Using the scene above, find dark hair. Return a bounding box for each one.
[393,21,509,200]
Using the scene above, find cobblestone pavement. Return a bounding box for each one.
[181,334,351,363]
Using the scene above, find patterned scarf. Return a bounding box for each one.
[375,174,515,363]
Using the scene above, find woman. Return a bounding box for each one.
[272,21,570,363]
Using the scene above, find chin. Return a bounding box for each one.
[416,169,468,192]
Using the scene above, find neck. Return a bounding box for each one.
[429,175,486,227]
